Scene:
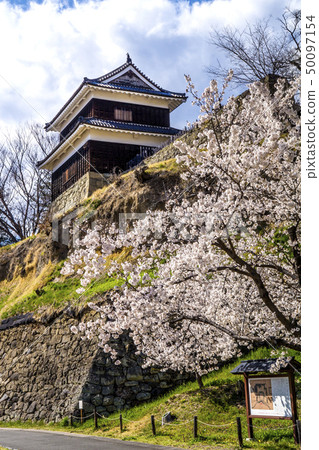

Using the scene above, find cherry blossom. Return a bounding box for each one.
[62,74,300,379]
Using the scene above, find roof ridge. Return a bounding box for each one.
[44,57,186,130]
[87,56,163,91]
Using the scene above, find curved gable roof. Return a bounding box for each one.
[45,55,186,131]
[88,54,163,91]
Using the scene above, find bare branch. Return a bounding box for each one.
[209,10,300,86]
[0,123,58,245]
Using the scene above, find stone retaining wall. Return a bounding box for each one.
[51,172,108,220]
[0,312,188,422]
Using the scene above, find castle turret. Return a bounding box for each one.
[38,56,186,206]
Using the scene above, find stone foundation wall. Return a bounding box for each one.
[88,172,109,197]
[0,312,188,422]
[52,173,90,220]
[52,172,108,220]
[0,313,98,422]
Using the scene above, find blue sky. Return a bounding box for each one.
[0,0,300,132]
[3,0,76,9]
[2,0,202,7]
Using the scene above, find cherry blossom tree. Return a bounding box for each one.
[63,74,300,382]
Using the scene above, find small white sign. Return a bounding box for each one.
[79,400,83,410]
[249,377,292,417]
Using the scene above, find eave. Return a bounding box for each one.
[45,82,186,133]
[38,120,180,171]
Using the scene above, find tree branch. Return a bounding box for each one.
[215,238,298,334]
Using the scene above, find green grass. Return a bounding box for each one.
[2,276,120,318]
[0,260,122,319]
[0,246,131,319]
[0,347,301,449]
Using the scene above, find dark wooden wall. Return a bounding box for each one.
[52,145,90,200]
[89,141,151,173]
[51,140,155,200]
[60,99,170,139]
[60,103,93,140]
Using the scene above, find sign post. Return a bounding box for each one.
[243,373,254,439]
[231,358,300,444]
[79,400,83,425]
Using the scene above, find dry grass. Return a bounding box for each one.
[0,261,55,318]
[0,152,186,320]
[145,158,180,174]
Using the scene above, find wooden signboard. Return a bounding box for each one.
[231,358,300,444]
[248,376,292,418]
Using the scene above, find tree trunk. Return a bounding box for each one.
[196,372,204,389]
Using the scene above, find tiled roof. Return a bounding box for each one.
[87,80,186,98]
[88,54,164,92]
[231,358,300,374]
[82,117,180,135]
[45,56,186,130]
[38,117,179,167]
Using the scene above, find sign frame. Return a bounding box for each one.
[243,371,298,442]
[247,374,292,418]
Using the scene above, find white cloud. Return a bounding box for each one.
[0,0,300,131]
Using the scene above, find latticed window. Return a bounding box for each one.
[62,161,76,184]
[60,100,169,136]
[52,145,90,200]
[114,107,133,122]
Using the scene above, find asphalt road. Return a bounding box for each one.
[0,428,184,450]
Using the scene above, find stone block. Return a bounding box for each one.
[102,385,114,396]
[0,394,8,403]
[136,392,151,401]
[83,384,101,395]
[92,394,103,406]
[143,374,159,382]
[96,406,106,414]
[127,366,143,381]
[82,402,94,413]
[39,409,47,420]
[124,381,139,387]
[27,401,37,414]
[158,372,171,381]
[107,368,121,377]
[101,376,114,386]
[113,397,125,408]
[102,396,114,406]
[87,373,100,385]
[92,365,107,375]
[140,384,152,392]
[50,335,62,345]
[106,406,117,413]
[115,376,126,386]
[159,381,172,389]
[93,355,106,365]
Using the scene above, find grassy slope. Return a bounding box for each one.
[0,129,301,450]
[0,248,131,319]
[0,348,301,449]
[0,118,237,319]
[0,158,180,320]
